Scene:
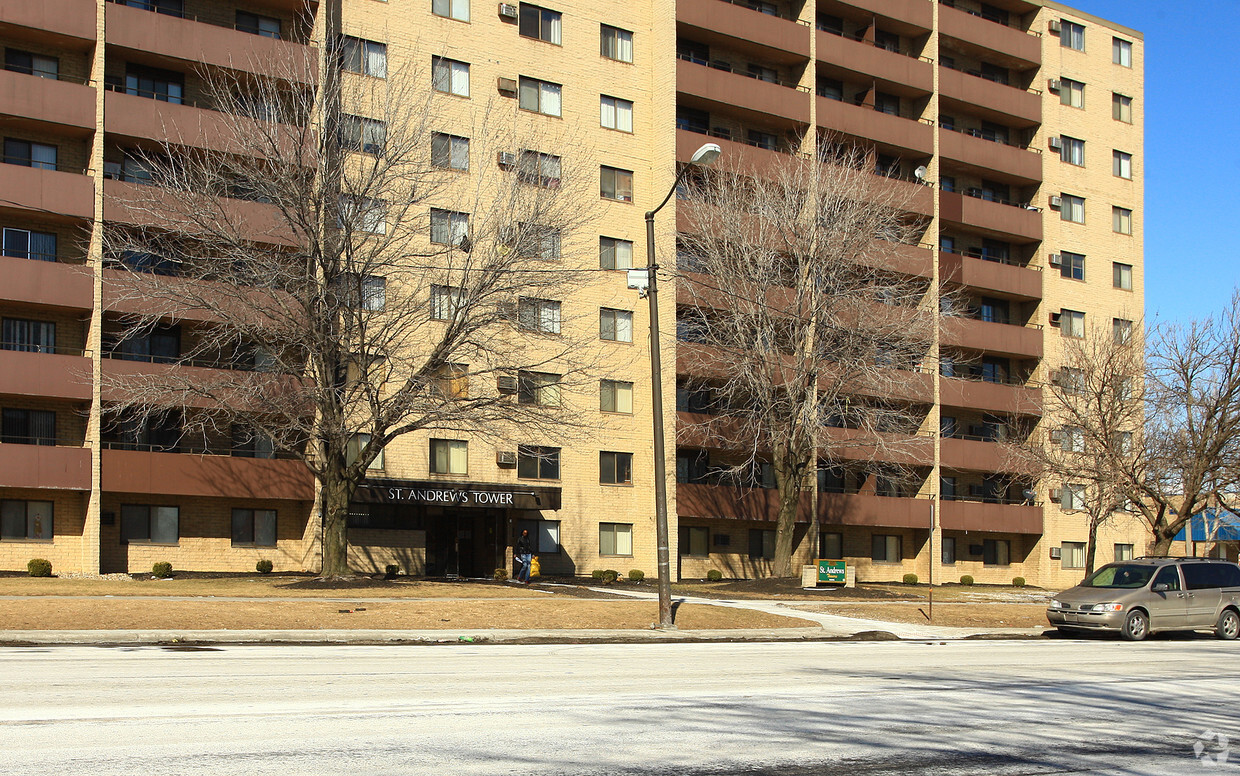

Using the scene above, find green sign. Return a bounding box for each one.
[817,559,846,584]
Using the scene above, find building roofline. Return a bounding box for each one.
[1033,0,1144,40]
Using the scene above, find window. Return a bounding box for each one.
[518,76,561,116]
[874,92,900,116]
[599,237,633,270]
[4,50,58,79]
[236,11,280,38]
[432,0,469,22]
[519,4,561,44]
[340,115,385,155]
[817,77,843,101]
[677,449,710,484]
[2,228,56,262]
[1060,426,1086,453]
[125,64,184,103]
[105,409,182,451]
[0,500,52,541]
[983,539,1011,566]
[599,309,633,343]
[1113,207,1133,235]
[1058,367,1085,394]
[514,222,560,259]
[600,451,633,485]
[2,318,55,353]
[749,130,778,151]
[1059,78,1084,109]
[343,37,387,78]
[517,445,560,479]
[1113,150,1132,179]
[431,132,469,171]
[2,408,56,445]
[429,284,464,320]
[517,150,561,187]
[1113,318,1133,345]
[1112,93,1133,123]
[431,56,469,96]
[1060,136,1084,166]
[1059,252,1085,280]
[941,536,956,565]
[820,531,843,560]
[600,379,633,413]
[3,139,56,170]
[600,25,633,62]
[1060,309,1085,338]
[429,438,468,474]
[600,522,633,555]
[339,274,384,311]
[600,166,633,202]
[517,297,561,334]
[517,370,560,406]
[1060,194,1085,224]
[231,508,276,546]
[871,534,901,563]
[749,529,775,560]
[1113,262,1133,290]
[1114,543,1134,562]
[1061,541,1085,569]
[749,64,778,84]
[532,520,561,553]
[341,196,387,234]
[1061,483,1086,511]
[120,504,179,544]
[123,0,183,15]
[433,363,469,399]
[1113,37,1132,67]
[231,425,275,458]
[345,433,384,469]
[430,208,469,246]
[680,526,709,557]
[600,95,633,132]
[1060,20,1085,50]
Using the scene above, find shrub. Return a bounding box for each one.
[628,569,645,582]
[493,568,509,582]
[384,564,400,579]
[255,559,274,574]
[902,573,918,585]
[591,569,606,580]
[959,574,974,586]
[707,569,723,582]
[602,569,619,585]
[152,562,173,578]
[1012,576,1026,588]
[27,558,52,578]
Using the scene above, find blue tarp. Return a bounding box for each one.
[1174,509,1240,542]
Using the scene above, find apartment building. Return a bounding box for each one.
[0,0,1142,588]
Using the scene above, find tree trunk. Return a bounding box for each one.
[1149,533,1175,558]
[320,454,352,577]
[771,449,803,578]
[1083,514,1100,575]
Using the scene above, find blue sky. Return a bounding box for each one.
[1064,1,1240,325]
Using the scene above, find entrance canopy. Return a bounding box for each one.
[356,479,561,511]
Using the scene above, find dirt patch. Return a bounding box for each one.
[0,598,817,631]
[801,602,1050,629]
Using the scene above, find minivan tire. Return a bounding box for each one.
[1120,609,1148,641]
[1217,609,1240,641]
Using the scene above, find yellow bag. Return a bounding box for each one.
[530,555,541,578]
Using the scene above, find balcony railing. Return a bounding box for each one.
[939,245,1041,270]
[938,122,1041,153]
[1,156,89,175]
[100,439,299,458]
[938,0,1042,36]
[105,0,302,42]
[677,53,811,92]
[1,342,87,357]
[940,183,1040,212]
[815,25,933,62]
[941,493,1039,506]
[2,65,91,85]
[718,0,810,25]
[676,122,794,154]
[0,434,85,447]
[939,60,1042,96]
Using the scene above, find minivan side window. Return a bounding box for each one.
[1220,564,1240,588]
[1152,565,1180,591]
[1183,562,1240,590]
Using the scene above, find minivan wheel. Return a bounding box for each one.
[1217,609,1240,641]
[1121,610,1148,642]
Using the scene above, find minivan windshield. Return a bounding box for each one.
[1082,564,1155,589]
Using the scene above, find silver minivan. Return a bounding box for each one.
[1047,558,1240,641]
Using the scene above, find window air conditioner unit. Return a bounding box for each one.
[1049,546,1062,560]
[498,3,518,19]
[1047,79,1062,92]
[497,150,516,168]
[1049,488,1063,503]
[1049,429,1064,443]
[1048,19,1062,34]
[1048,136,1063,151]
[497,450,518,466]
[1049,253,1063,266]
[1048,195,1063,209]
[497,77,518,96]
[1049,311,1062,327]
[497,375,518,395]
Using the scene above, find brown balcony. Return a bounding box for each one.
[938,129,1042,183]
[104,91,253,155]
[879,175,934,217]
[0,443,90,490]
[678,0,811,60]
[678,58,811,126]
[816,32,932,93]
[938,4,1040,68]
[0,350,91,400]
[0,255,92,310]
[817,97,933,156]
[940,436,1021,473]
[676,481,812,522]
[676,128,790,178]
[0,69,95,131]
[820,426,935,466]
[939,190,1042,242]
[843,0,932,31]
[940,378,1041,417]
[105,1,315,83]
[868,242,933,278]
[101,449,313,500]
[938,66,1040,127]
[939,251,1042,301]
[103,179,298,246]
[0,165,94,221]
[818,493,932,529]
[939,498,1043,535]
[942,316,1043,359]
[0,0,97,42]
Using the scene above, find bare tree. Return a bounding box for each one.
[98,40,604,576]
[674,143,938,577]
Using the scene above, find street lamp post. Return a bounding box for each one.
[641,142,721,629]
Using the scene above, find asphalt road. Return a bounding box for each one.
[1,638,1237,775]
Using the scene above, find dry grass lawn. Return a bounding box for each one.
[0,577,541,599]
[0,597,817,631]
[802,603,1050,629]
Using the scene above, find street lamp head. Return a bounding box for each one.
[689,143,723,167]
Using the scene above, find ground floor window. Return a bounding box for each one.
[941,536,956,564]
[599,522,632,556]
[1061,541,1085,569]
[0,499,52,540]
[231,508,276,547]
[120,504,179,544]
[871,534,900,563]
[749,529,775,560]
[680,525,708,557]
[983,538,1010,566]
[1114,543,1134,562]
[819,531,842,560]
[518,519,561,554]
